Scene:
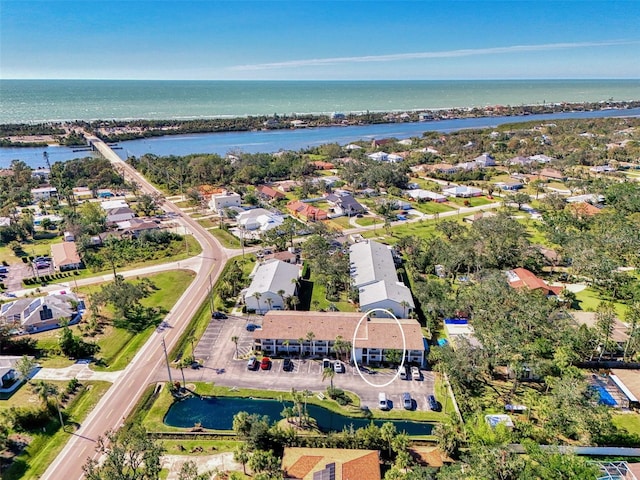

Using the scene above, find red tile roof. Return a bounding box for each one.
[257,185,285,200]
[282,448,381,480]
[507,268,562,296]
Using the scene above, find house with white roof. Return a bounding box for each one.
[244,259,301,314]
[208,191,242,214]
[474,153,496,167]
[100,199,129,211]
[443,186,483,198]
[0,293,83,333]
[406,189,447,203]
[367,151,389,162]
[106,206,136,224]
[236,208,285,233]
[31,186,57,202]
[349,240,414,318]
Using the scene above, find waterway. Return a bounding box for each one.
[2,107,639,168]
[163,396,435,435]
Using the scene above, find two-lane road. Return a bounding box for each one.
[43,137,227,480]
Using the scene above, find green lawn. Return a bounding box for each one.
[209,227,242,248]
[573,287,628,317]
[355,216,383,227]
[30,270,195,371]
[446,196,493,207]
[197,218,217,229]
[304,270,356,312]
[2,381,111,480]
[325,216,352,229]
[411,201,455,215]
[613,413,640,436]
[0,231,63,264]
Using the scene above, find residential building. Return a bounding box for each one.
[529,154,553,163]
[325,193,365,217]
[118,218,160,238]
[256,185,286,201]
[507,156,532,166]
[100,199,129,211]
[311,161,335,170]
[427,163,458,175]
[349,240,414,318]
[264,251,297,264]
[282,447,381,480]
[539,168,566,181]
[50,241,82,271]
[0,217,11,227]
[287,200,328,222]
[244,259,301,314]
[253,311,426,366]
[367,151,389,162]
[567,202,602,218]
[474,153,496,167]
[406,189,447,202]
[106,206,136,224]
[72,187,93,200]
[236,208,285,233]
[443,186,483,198]
[31,186,57,201]
[566,193,605,204]
[208,191,242,213]
[505,268,562,296]
[495,181,524,191]
[31,168,51,181]
[0,293,83,333]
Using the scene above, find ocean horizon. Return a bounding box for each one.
[1,79,639,124]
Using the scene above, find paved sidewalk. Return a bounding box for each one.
[33,363,122,383]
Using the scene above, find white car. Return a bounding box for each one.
[333,361,345,373]
[411,366,421,380]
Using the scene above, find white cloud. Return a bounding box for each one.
[230,40,638,71]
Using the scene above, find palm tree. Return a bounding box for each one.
[277,289,286,308]
[265,297,273,312]
[32,380,64,427]
[306,331,316,356]
[231,336,239,359]
[400,300,411,318]
[290,295,300,311]
[297,337,305,358]
[252,291,262,314]
[322,366,335,391]
[282,339,290,356]
[332,335,351,363]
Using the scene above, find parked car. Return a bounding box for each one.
[399,365,409,380]
[402,392,413,410]
[378,392,389,410]
[247,356,258,370]
[428,394,441,412]
[0,266,8,274]
[260,357,271,370]
[246,323,261,332]
[212,311,227,319]
[411,366,421,381]
[333,361,345,373]
[283,358,294,371]
[322,358,332,369]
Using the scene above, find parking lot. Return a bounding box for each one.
[185,315,438,412]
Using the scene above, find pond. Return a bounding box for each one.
[164,396,434,436]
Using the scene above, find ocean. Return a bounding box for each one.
[1,79,639,124]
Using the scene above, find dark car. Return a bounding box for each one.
[246,323,261,332]
[428,394,441,412]
[212,311,228,319]
[283,358,294,371]
[260,357,271,370]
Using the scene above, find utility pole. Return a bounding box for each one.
[162,337,173,384]
[208,274,214,315]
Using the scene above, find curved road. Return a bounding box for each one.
[43,137,228,480]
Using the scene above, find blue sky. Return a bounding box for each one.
[1,0,639,80]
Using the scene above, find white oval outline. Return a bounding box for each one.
[351,308,406,388]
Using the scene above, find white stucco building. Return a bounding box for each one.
[208,191,242,213]
[349,240,414,318]
[244,259,301,314]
